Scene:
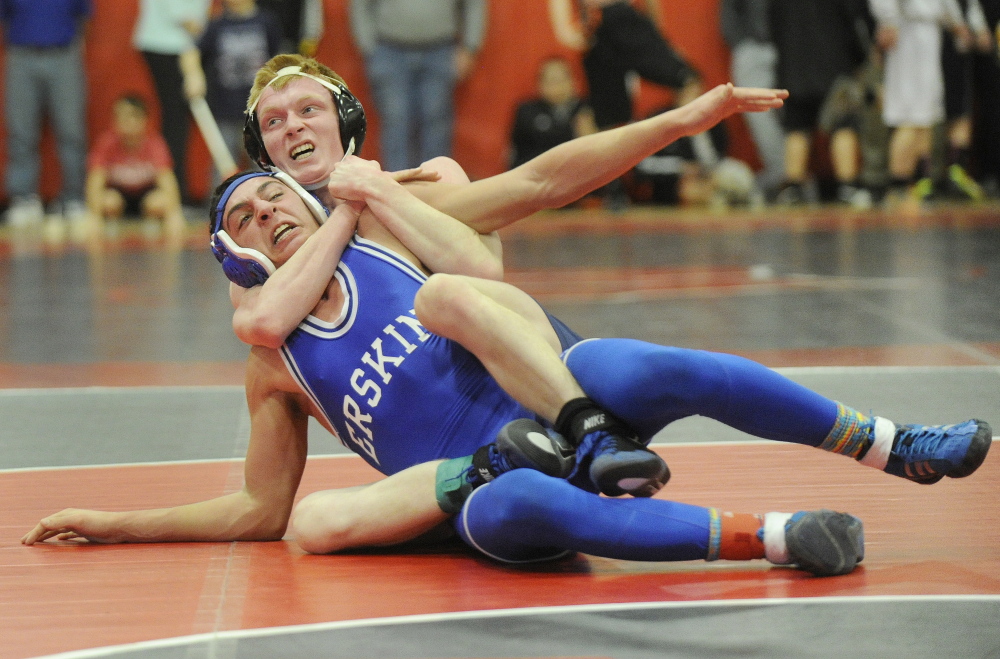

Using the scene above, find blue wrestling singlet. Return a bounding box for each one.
[279,236,537,475]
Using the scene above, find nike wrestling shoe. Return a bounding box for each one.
[763,510,865,577]
[554,397,669,498]
[864,418,993,484]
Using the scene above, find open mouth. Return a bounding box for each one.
[290,143,315,161]
[273,223,295,245]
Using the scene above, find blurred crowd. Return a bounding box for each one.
[3,0,1000,240]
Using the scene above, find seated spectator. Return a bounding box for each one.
[85,94,185,239]
[509,56,598,168]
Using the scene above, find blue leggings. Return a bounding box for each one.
[457,339,843,563]
[458,469,712,562]
[563,338,839,447]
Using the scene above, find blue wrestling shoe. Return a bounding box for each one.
[884,419,992,484]
[781,510,865,577]
[581,428,670,497]
[495,419,575,479]
[554,397,669,497]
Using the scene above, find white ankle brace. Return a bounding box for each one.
[858,417,895,470]
[763,512,793,565]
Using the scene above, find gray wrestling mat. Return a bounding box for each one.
[3,366,998,470]
[36,596,1000,659]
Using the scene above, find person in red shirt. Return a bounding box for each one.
[85,94,185,239]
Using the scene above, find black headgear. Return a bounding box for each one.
[243,65,366,169]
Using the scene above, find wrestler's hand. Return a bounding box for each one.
[22,508,124,545]
[677,83,788,138]
[327,155,393,203]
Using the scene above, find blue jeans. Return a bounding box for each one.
[4,43,87,202]
[365,42,455,171]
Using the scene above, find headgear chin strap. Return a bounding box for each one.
[243,65,366,169]
[210,169,330,288]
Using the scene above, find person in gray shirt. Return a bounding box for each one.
[350,0,486,171]
[720,0,785,199]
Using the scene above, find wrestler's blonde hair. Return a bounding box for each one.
[247,54,351,113]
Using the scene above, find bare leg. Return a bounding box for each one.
[889,124,931,179]
[414,273,584,422]
[783,130,811,183]
[291,460,451,554]
[830,128,860,183]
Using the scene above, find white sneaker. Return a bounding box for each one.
[6,195,44,227]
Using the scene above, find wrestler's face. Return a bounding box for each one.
[256,77,344,188]
[221,178,319,268]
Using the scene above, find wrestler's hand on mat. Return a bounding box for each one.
[677,83,788,138]
[21,509,122,545]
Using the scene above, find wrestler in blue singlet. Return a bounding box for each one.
[279,235,540,475]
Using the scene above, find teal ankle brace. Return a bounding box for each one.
[435,456,475,514]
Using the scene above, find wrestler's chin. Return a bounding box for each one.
[277,155,330,188]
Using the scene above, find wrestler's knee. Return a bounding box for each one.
[289,491,353,555]
[415,274,479,335]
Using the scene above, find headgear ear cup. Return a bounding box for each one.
[243,67,367,169]
[210,230,277,288]
[243,112,269,167]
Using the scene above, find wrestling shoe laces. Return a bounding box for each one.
[767,510,864,577]
[576,419,670,498]
[884,419,992,484]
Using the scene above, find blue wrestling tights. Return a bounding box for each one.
[563,338,839,447]
[457,470,710,563]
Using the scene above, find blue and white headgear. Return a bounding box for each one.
[210,169,329,288]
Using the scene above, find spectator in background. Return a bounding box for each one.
[258,0,324,56]
[509,56,597,169]
[972,0,1000,195]
[196,0,283,186]
[933,0,992,201]
[720,0,785,200]
[869,0,974,204]
[549,0,702,130]
[133,0,211,206]
[549,0,703,209]
[770,0,873,207]
[1,0,90,230]
[84,94,185,239]
[349,0,486,171]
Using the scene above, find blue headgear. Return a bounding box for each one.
[210,169,329,288]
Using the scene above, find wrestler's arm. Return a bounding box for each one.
[408,84,787,233]
[231,202,360,348]
[22,349,309,545]
[328,156,504,280]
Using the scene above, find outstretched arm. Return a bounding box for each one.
[408,84,787,232]
[23,351,309,545]
[328,156,504,280]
